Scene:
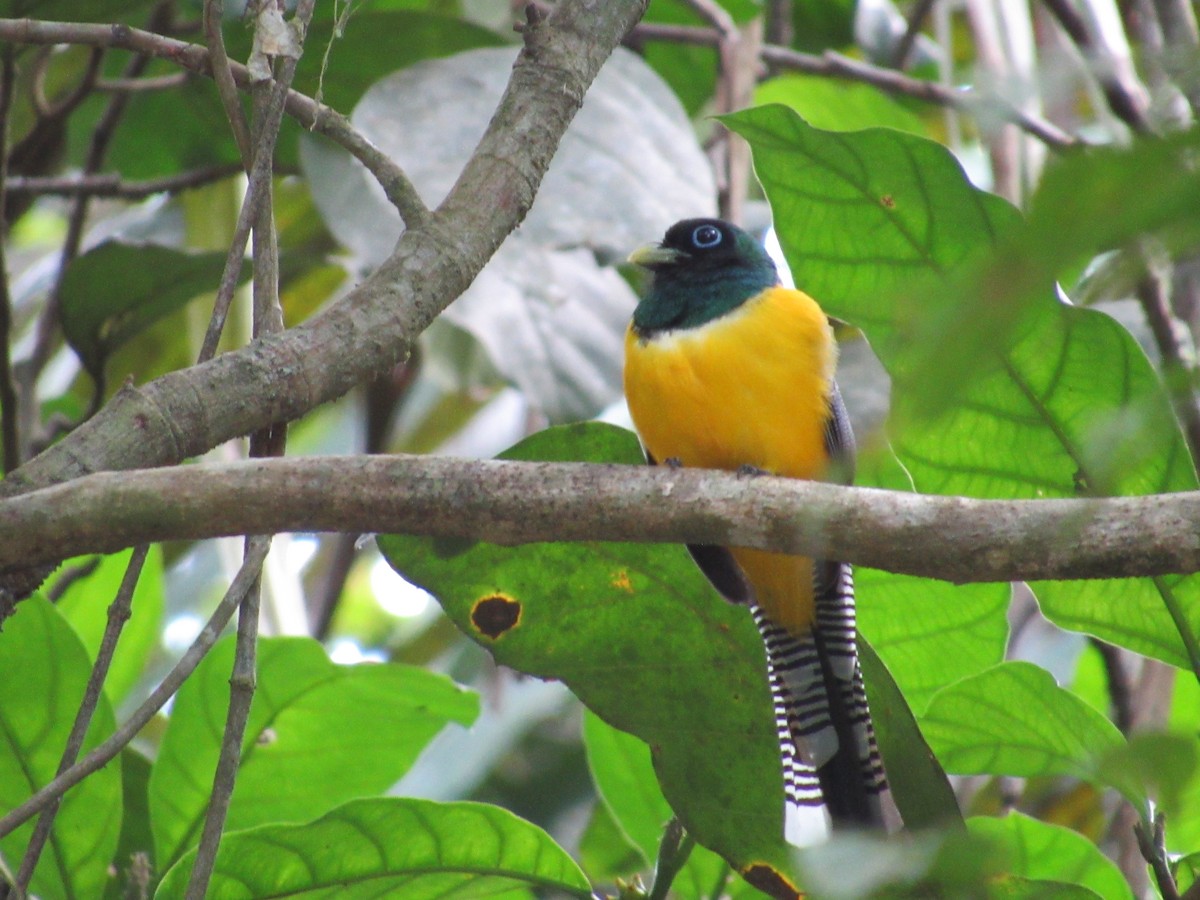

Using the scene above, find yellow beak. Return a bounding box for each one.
[628,243,687,268]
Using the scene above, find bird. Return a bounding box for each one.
[622,217,889,845]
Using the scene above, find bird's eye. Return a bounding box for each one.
[691,224,722,249]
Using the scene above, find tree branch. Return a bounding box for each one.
[2,455,1200,584]
[0,0,648,610]
[0,17,429,227]
[5,163,250,198]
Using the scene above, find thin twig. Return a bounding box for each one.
[96,71,188,92]
[764,0,792,47]
[892,0,937,69]
[204,0,253,166]
[30,45,103,120]
[0,51,20,473]
[185,3,308,887]
[6,163,250,199]
[1091,639,1133,733]
[647,819,696,900]
[184,562,261,899]
[196,35,302,362]
[1135,266,1200,464]
[0,18,430,228]
[1152,575,1200,689]
[0,537,271,841]
[761,45,1080,150]
[43,557,101,603]
[15,546,149,891]
[1041,0,1153,132]
[17,10,164,444]
[1135,811,1182,900]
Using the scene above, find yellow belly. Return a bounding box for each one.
[623,286,837,634]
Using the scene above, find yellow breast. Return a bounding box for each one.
[622,285,837,633]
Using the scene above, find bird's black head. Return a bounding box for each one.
[629,218,779,335]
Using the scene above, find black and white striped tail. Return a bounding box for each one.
[750,560,888,846]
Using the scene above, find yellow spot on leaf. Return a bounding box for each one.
[610,570,634,593]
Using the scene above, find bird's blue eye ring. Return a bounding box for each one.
[692,224,722,249]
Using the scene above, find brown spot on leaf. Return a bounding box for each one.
[881,194,895,208]
[742,864,801,900]
[610,570,633,593]
[471,593,521,639]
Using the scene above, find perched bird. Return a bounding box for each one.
[623,218,889,844]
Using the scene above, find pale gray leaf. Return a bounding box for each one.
[301,46,715,422]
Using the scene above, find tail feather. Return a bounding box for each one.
[750,560,888,844]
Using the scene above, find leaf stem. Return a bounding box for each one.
[1152,576,1200,689]
[647,818,696,900]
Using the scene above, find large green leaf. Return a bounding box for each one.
[582,710,754,899]
[380,423,800,888]
[154,798,592,899]
[728,105,1200,670]
[55,547,165,705]
[59,241,249,378]
[919,663,1127,791]
[858,641,960,831]
[0,597,122,900]
[968,813,1131,900]
[148,636,478,874]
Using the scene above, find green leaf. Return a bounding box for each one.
[1096,731,1199,818]
[148,636,478,873]
[60,242,249,377]
[154,797,592,899]
[583,709,669,866]
[919,663,1126,790]
[858,640,960,831]
[730,105,1200,670]
[755,75,927,136]
[0,597,122,900]
[56,548,165,705]
[967,813,1132,900]
[856,569,1009,715]
[380,422,800,888]
[582,710,749,898]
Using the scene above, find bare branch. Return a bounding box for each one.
[0,51,20,473]
[0,17,430,228]
[6,163,249,198]
[0,0,649,610]
[760,45,1080,150]
[2,455,1200,585]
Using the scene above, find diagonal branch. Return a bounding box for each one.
[0,0,649,612]
[2,454,1200,585]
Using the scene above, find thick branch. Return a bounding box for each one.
[1,455,1199,583]
[0,1,647,604]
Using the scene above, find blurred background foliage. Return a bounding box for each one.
[3,0,1200,897]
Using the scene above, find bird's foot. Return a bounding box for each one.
[737,464,770,478]
[664,456,684,469]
